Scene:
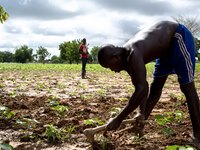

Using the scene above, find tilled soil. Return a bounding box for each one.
[0,70,200,150]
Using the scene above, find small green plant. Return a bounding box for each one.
[80,95,87,101]
[162,127,174,136]
[169,93,185,101]
[0,106,15,120]
[77,82,87,90]
[51,105,69,115]
[0,143,14,150]
[97,89,106,98]
[8,91,16,97]
[166,145,196,150]
[80,94,93,104]
[173,110,185,123]
[114,97,128,101]
[16,118,39,129]
[155,113,174,136]
[84,118,105,126]
[44,124,62,142]
[48,96,69,115]
[48,97,59,106]
[125,85,135,93]
[57,83,66,89]
[155,114,174,125]
[36,82,46,91]
[109,107,122,117]
[169,93,176,99]
[64,125,76,134]
[155,111,186,136]
[95,134,111,150]
[69,91,77,97]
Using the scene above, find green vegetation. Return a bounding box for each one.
[84,118,105,126]
[166,145,196,150]
[0,106,15,120]
[0,63,107,72]
[155,111,186,136]
[44,124,62,142]
[0,143,14,150]
[1,62,200,74]
[0,6,9,23]
[48,97,69,116]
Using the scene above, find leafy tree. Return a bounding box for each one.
[32,54,38,62]
[90,46,99,63]
[59,39,81,64]
[14,45,33,63]
[195,37,200,60]
[36,46,51,63]
[0,6,9,23]
[50,55,63,64]
[87,54,93,63]
[173,15,200,36]
[0,51,14,62]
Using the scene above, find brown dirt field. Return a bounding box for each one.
[0,70,200,150]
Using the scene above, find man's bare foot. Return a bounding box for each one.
[186,137,200,149]
[131,114,145,137]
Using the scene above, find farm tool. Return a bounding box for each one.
[83,118,144,143]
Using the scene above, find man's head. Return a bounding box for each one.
[82,38,86,45]
[98,44,126,72]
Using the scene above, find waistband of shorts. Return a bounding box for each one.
[175,24,185,33]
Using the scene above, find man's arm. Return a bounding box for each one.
[117,50,149,121]
[105,50,149,131]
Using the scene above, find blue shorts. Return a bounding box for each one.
[153,24,196,85]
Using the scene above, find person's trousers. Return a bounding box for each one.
[82,58,87,78]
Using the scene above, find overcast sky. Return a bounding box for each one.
[0,0,200,56]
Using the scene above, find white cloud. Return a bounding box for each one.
[0,0,200,56]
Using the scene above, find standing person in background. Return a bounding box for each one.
[79,38,89,79]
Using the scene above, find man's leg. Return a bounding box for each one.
[82,58,85,79]
[82,58,87,79]
[134,75,168,135]
[84,58,87,78]
[144,75,168,119]
[81,58,83,78]
[180,82,200,141]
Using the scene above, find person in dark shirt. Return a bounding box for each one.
[98,20,200,147]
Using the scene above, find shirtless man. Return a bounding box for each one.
[98,20,200,147]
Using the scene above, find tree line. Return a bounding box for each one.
[0,36,199,64]
[0,42,100,64]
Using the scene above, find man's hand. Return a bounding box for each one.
[103,117,122,137]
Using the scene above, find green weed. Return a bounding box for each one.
[155,111,185,136]
[0,143,14,150]
[0,106,15,120]
[47,97,69,115]
[44,124,62,142]
[84,118,105,126]
[166,145,196,150]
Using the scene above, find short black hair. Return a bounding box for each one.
[82,38,86,42]
[97,44,114,65]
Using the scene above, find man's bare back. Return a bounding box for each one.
[124,21,179,63]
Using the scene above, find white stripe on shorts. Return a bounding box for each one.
[174,33,193,82]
